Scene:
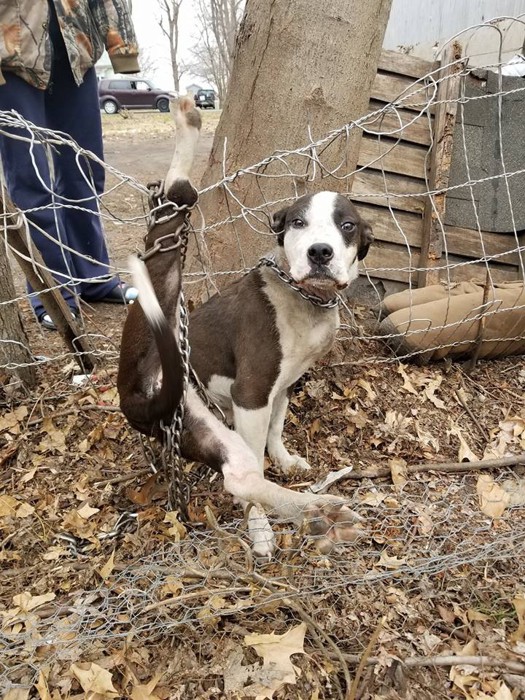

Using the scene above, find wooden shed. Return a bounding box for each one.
[354,48,524,287]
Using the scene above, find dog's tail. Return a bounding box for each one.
[123,256,184,434]
[165,96,202,207]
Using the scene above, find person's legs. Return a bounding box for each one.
[0,73,80,319]
[45,63,120,301]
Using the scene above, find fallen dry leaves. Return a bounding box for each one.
[1,346,525,698]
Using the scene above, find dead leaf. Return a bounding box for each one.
[510,595,525,643]
[476,474,509,518]
[244,622,307,698]
[389,457,408,487]
[127,474,162,506]
[70,662,119,697]
[449,424,480,462]
[160,576,183,598]
[397,364,418,395]
[359,491,386,507]
[35,670,52,700]
[4,689,30,700]
[77,502,100,520]
[13,591,56,612]
[414,504,434,536]
[164,512,187,541]
[467,608,489,622]
[0,405,28,434]
[377,552,407,569]
[357,378,377,402]
[16,502,35,518]
[0,494,19,518]
[423,375,446,409]
[130,671,163,700]
[99,550,116,580]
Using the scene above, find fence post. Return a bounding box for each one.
[0,236,37,390]
[418,42,463,288]
[1,191,96,373]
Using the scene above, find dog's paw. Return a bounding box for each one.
[246,504,275,559]
[275,453,312,475]
[303,499,364,553]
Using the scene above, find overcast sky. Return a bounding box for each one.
[130,0,208,91]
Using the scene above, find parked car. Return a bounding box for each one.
[194,89,216,109]
[98,78,174,114]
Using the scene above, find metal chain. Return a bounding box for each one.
[54,512,139,556]
[161,287,191,519]
[257,256,341,309]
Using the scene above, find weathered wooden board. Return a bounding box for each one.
[362,243,517,285]
[357,136,428,180]
[378,49,437,80]
[365,101,433,146]
[371,72,435,112]
[352,171,426,214]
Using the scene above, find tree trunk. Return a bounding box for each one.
[0,242,37,391]
[189,0,392,300]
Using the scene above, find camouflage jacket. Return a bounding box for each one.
[0,0,139,89]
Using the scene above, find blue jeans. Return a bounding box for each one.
[0,65,119,318]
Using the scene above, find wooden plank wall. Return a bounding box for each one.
[354,49,521,286]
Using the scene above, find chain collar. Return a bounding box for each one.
[257,256,341,309]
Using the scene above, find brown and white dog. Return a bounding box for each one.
[117,98,372,557]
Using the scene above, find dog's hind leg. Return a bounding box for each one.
[183,387,363,557]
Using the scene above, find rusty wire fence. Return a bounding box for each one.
[1,15,525,697]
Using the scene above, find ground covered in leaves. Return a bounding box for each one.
[1,327,525,699]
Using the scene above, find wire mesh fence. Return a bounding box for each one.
[1,15,525,698]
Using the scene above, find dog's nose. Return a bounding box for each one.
[307,243,334,265]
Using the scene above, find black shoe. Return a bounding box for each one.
[95,283,138,304]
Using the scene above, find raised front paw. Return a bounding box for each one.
[303,498,364,553]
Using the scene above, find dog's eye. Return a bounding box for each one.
[341,222,356,232]
[291,218,305,228]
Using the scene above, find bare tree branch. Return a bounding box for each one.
[187,0,244,100]
[155,0,184,91]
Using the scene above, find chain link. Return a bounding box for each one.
[257,256,341,309]
[54,512,138,556]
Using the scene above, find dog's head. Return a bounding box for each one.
[270,192,373,296]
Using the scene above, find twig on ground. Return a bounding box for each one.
[349,618,383,700]
[24,403,121,428]
[454,388,490,442]
[94,467,152,487]
[347,453,525,480]
[142,586,252,614]
[331,652,525,675]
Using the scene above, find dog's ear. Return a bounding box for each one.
[358,222,373,260]
[270,207,288,246]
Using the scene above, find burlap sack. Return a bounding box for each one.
[379,281,525,362]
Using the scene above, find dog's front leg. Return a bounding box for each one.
[230,401,275,556]
[231,401,271,470]
[267,391,311,474]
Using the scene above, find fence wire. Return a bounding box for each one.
[1,15,525,698]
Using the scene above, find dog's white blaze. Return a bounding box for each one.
[262,266,338,390]
[283,191,359,286]
[129,256,163,329]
